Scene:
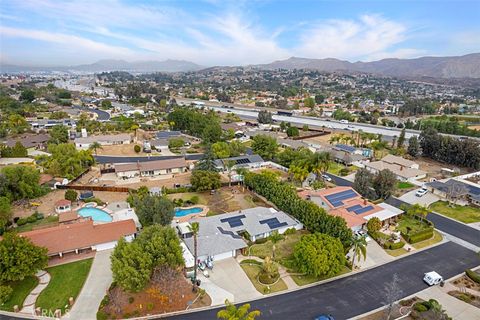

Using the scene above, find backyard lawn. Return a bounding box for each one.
[397,181,414,189]
[0,276,39,312]
[396,215,430,234]
[15,216,59,233]
[36,259,93,314]
[429,201,480,223]
[240,262,288,294]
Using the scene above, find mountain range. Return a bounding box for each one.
[1,53,479,78]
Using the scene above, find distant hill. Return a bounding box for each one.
[0,59,203,73]
[256,53,480,78]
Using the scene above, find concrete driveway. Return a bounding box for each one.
[204,258,261,303]
[65,249,113,320]
[399,189,440,206]
[353,239,394,269]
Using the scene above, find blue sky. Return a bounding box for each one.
[1,0,479,66]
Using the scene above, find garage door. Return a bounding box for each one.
[95,241,117,251]
[213,251,234,261]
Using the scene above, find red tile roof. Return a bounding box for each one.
[55,199,71,207]
[19,219,136,255]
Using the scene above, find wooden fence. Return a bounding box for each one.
[56,184,134,193]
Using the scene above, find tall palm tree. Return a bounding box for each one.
[224,160,236,187]
[269,231,284,260]
[217,299,261,320]
[188,222,200,285]
[350,236,367,270]
[89,141,103,155]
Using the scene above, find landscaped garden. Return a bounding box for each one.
[0,276,39,312]
[429,200,480,223]
[239,259,288,294]
[36,258,93,314]
[327,161,358,176]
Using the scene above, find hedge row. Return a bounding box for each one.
[384,240,406,250]
[466,269,480,284]
[402,227,434,244]
[244,172,352,246]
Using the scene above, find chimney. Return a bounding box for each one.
[364,198,367,205]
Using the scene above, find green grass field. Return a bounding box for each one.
[240,263,287,294]
[397,181,414,189]
[0,276,39,312]
[36,259,93,314]
[430,201,480,223]
[15,216,59,233]
[249,231,308,261]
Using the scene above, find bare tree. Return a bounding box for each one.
[384,273,403,320]
[445,181,469,207]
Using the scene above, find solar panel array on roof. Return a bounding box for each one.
[353,205,374,215]
[235,158,251,165]
[324,189,357,207]
[259,218,288,230]
[220,214,246,228]
[346,204,362,212]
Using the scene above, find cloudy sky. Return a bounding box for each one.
[1,0,479,66]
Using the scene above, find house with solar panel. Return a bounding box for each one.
[177,207,302,262]
[299,186,403,231]
[426,179,480,207]
[214,154,266,172]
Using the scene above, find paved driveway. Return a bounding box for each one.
[354,240,393,269]
[205,258,261,303]
[167,242,480,320]
[399,189,440,206]
[66,249,113,320]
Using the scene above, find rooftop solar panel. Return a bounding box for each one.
[353,205,374,215]
[217,227,243,239]
[325,189,357,207]
[220,214,246,228]
[259,218,288,230]
[268,222,288,229]
[346,204,362,212]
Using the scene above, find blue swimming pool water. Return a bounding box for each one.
[175,207,203,217]
[78,207,113,222]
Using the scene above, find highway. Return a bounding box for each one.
[176,97,478,141]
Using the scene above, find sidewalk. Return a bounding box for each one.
[20,270,50,315]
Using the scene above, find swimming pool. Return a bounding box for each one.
[78,207,112,222]
[175,207,203,217]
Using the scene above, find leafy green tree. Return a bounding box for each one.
[406,204,429,219]
[212,142,231,159]
[304,97,315,109]
[20,89,35,102]
[407,136,420,158]
[137,225,184,268]
[0,285,13,305]
[100,100,112,109]
[89,141,103,155]
[350,236,367,269]
[49,125,69,144]
[293,233,346,277]
[217,299,261,320]
[132,194,174,226]
[0,233,48,282]
[353,168,376,199]
[195,147,218,172]
[134,145,141,153]
[202,123,223,144]
[372,169,397,199]
[0,196,12,229]
[64,189,78,203]
[7,114,28,134]
[397,128,406,149]
[269,231,284,260]
[315,94,325,104]
[257,110,273,124]
[111,238,153,292]
[251,134,277,160]
[286,126,299,137]
[229,140,246,157]
[41,143,94,179]
[57,90,71,99]
[366,217,381,234]
[0,142,28,158]
[191,170,221,191]
[168,138,185,149]
[0,165,44,200]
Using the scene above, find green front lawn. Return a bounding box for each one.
[240,263,287,294]
[429,201,480,223]
[327,162,346,175]
[397,181,414,189]
[167,192,209,205]
[36,259,93,314]
[290,266,350,286]
[15,216,59,233]
[396,215,430,234]
[249,230,308,261]
[0,276,39,312]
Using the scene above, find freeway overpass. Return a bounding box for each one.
[175,97,478,141]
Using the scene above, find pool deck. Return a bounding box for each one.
[174,205,209,223]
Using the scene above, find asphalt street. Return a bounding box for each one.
[165,242,479,320]
[427,212,480,247]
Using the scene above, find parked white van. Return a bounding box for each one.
[423,271,443,286]
[340,119,349,124]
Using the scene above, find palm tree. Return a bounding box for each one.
[288,165,308,185]
[269,231,284,260]
[217,300,261,320]
[224,160,236,187]
[89,141,103,155]
[350,236,367,270]
[188,222,200,285]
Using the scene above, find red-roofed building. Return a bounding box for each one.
[19,219,137,258]
[54,199,72,214]
[299,187,402,230]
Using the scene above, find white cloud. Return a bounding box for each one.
[294,15,410,61]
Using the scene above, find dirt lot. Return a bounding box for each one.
[95,144,175,157]
[468,125,480,130]
[12,189,129,218]
[414,156,473,178]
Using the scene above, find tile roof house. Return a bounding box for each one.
[364,155,426,182]
[115,158,188,179]
[4,133,50,150]
[19,219,136,257]
[299,186,402,230]
[178,207,302,262]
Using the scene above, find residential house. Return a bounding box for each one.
[75,133,132,150]
[115,158,188,179]
[426,179,480,206]
[363,155,427,182]
[19,219,136,258]
[214,154,266,172]
[178,207,302,262]
[4,133,50,151]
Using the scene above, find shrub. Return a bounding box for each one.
[99,295,110,308]
[96,310,109,320]
[402,228,434,244]
[84,197,105,206]
[65,189,78,202]
[366,217,381,233]
[34,212,44,220]
[339,168,350,176]
[16,217,28,226]
[466,269,480,284]
[384,240,405,250]
[134,145,141,153]
[255,238,269,244]
[284,227,297,235]
[0,285,13,305]
[190,195,200,205]
[241,259,262,266]
[457,293,473,303]
[26,214,37,223]
[413,302,428,312]
[128,296,134,304]
[146,302,154,311]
